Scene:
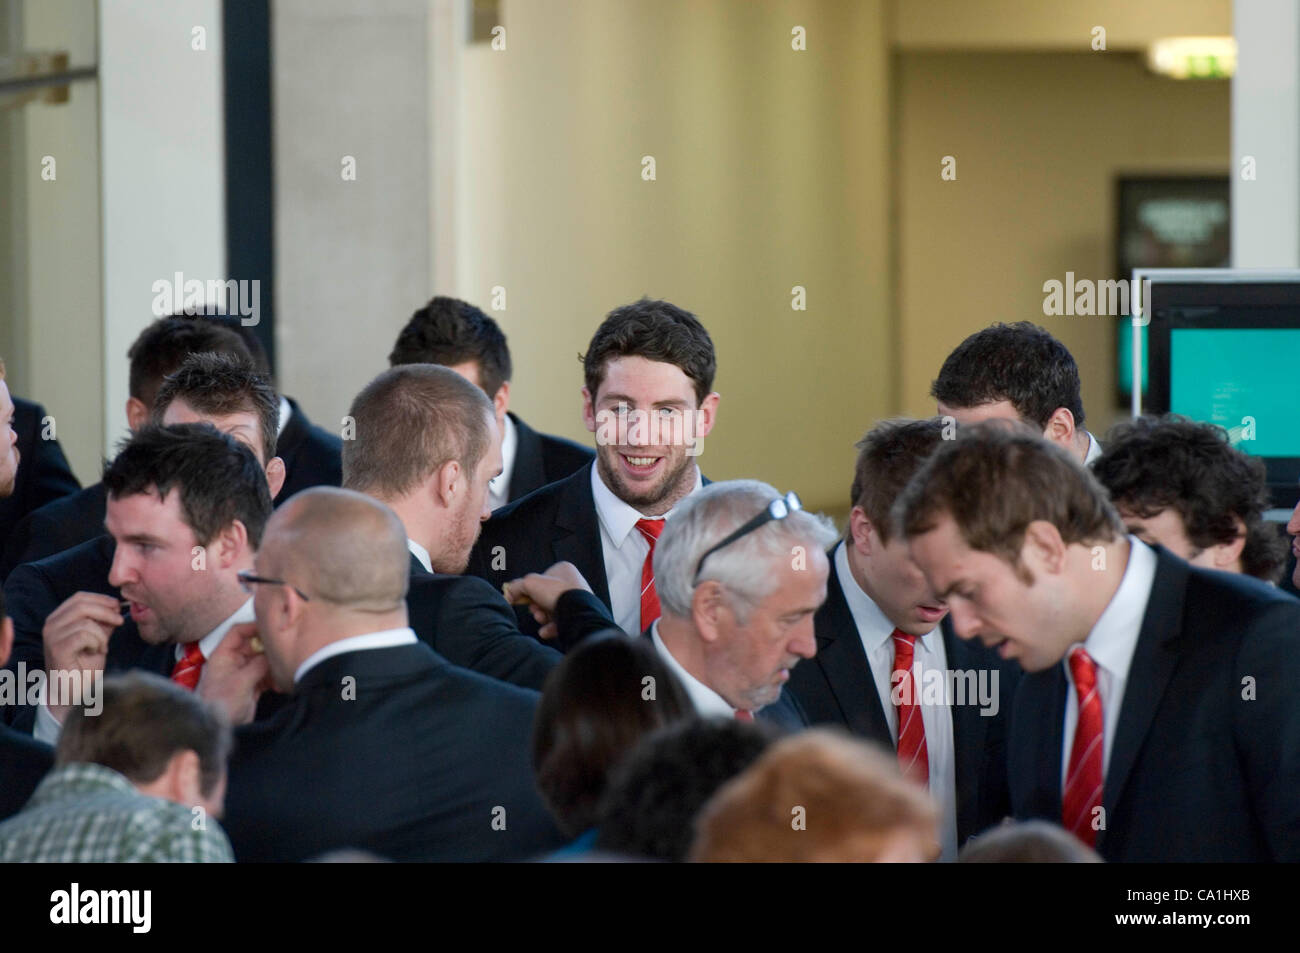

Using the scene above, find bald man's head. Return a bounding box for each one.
[261,487,410,612]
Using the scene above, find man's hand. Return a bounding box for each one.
[42,592,123,723]
[197,622,271,725]
[503,561,592,641]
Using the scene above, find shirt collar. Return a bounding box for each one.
[833,540,939,656]
[178,598,255,663]
[489,413,518,502]
[277,395,291,438]
[1070,536,1155,682]
[407,538,433,574]
[590,462,703,548]
[29,762,139,807]
[650,620,737,718]
[293,627,419,685]
[1084,431,1102,465]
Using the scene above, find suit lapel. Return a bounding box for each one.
[1010,666,1068,820]
[943,623,989,842]
[814,555,892,742]
[1101,548,1184,839]
[553,464,610,608]
[506,413,547,501]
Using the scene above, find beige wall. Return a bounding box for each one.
[457,0,893,516]
[895,51,1230,433]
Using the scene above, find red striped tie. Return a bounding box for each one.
[636,518,665,631]
[1063,646,1105,846]
[891,629,929,787]
[733,709,754,722]
[170,641,205,692]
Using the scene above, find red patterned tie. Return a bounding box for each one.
[1063,646,1105,846]
[891,629,929,787]
[733,709,754,722]
[635,518,665,631]
[170,641,205,692]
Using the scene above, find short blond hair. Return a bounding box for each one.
[689,729,939,862]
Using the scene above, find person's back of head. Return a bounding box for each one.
[533,632,692,838]
[179,313,273,378]
[126,316,252,428]
[689,729,939,862]
[958,819,1103,862]
[594,716,778,861]
[251,487,411,692]
[57,670,231,817]
[152,351,280,467]
[931,323,1087,453]
[1094,415,1284,582]
[389,296,512,404]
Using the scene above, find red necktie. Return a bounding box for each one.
[635,518,665,632]
[171,641,205,692]
[891,629,929,787]
[734,709,754,722]
[1063,646,1105,846]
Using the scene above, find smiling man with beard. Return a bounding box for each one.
[467,297,719,639]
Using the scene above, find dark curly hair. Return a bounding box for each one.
[581,297,716,405]
[931,322,1085,429]
[1093,415,1285,583]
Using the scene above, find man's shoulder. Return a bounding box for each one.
[6,534,113,594]
[482,464,590,534]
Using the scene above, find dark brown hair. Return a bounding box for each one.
[389,296,512,398]
[581,297,716,405]
[533,632,691,837]
[57,670,232,797]
[342,364,494,498]
[127,316,252,407]
[895,423,1124,576]
[152,351,279,464]
[850,418,945,543]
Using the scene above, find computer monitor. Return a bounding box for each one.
[1137,269,1300,513]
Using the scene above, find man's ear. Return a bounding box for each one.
[210,520,251,570]
[1022,520,1068,575]
[492,382,511,424]
[0,617,13,669]
[690,581,727,644]
[848,506,876,557]
[581,386,597,434]
[125,397,150,433]
[434,459,462,507]
[691,392,721,441]
[1209,516,1248,569]
[264,456,287,500]
[1042,407,1077,452]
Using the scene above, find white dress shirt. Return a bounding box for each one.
[1084,431,1102,465]
[592,464,703,636]
[277,395,291,438]
[293,627,419,685]
[34,598,256,745]
[1060,536,1155,792]
[649,620,738,718]
[407,538,433,574]
[834,541,959,861]
[488,413,518,512]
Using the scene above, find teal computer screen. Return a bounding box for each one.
[1170,328,1300,457]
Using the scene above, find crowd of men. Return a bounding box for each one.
[0,300,1297,863]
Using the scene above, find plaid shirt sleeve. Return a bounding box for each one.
[121,806,236,863]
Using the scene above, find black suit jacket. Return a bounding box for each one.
[222,641,565,862]
[467,463,708,638]
[2,534,284,731]
[505,413,594,503]
[786,548,1019,846]
[0,724,54,821]
[273,397,343,505]
[1010,545,1300,862]
[1,482,107,580]
[0,397,80,574]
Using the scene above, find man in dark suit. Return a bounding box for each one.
[1,318,255,576]
[788,419,1018,860]
[211,487,564,861]
[0,587,53,820]
[899,424,1300,862]
[342,364,616,689]
[3,425,275,740]
[0,394,80,566]
[643,479,838,729]
[467,298,720,638]
[388,295,593,508]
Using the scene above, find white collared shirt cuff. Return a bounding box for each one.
[34,701,63,745]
